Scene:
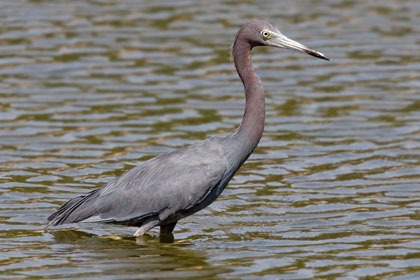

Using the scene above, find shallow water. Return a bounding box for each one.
[1,0,419,279]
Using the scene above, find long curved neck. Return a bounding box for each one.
[232,38,265,153]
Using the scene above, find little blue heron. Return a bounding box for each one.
[47,20,329,236]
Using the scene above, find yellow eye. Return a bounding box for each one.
[261,30,271,39]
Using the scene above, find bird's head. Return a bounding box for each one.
[236,20,329,61]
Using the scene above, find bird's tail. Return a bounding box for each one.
[46,189,100,229]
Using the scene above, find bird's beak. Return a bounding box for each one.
[270,32,329,61]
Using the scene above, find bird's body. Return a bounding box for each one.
[48,134,253,235]
[47,20,328,236]
[49,135,246,233]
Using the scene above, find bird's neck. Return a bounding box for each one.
[232,40,265,153]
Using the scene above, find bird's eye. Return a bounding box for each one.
[261,30,271,40]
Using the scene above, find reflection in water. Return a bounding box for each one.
[0,0,419,278]
[50,230,227,279]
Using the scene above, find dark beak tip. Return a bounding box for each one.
[305,50,330,61]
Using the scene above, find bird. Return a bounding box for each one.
[47,20,329,236]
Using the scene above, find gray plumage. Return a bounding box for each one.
[47,20,328,236]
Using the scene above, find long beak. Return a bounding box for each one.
[271,33,329,61]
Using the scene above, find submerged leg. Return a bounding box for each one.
[160,221,177,234]
[133,220,160,237]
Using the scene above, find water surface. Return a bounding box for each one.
[1,0,419,279]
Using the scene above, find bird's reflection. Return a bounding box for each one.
[49,229,229,279]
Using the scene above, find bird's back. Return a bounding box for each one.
[47,137,232,228]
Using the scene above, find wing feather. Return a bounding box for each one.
[48,139,228,226]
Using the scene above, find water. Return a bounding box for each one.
[1,0,419,278]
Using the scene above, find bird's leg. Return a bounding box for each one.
[133,220,160,237]
[160,221,177,234]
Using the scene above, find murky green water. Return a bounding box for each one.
[1,0,419,279]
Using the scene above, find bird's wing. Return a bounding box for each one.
[50,139,228,225]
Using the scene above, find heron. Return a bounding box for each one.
[47,20,329,236]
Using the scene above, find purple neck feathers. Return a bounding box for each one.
[232,34,265,153]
